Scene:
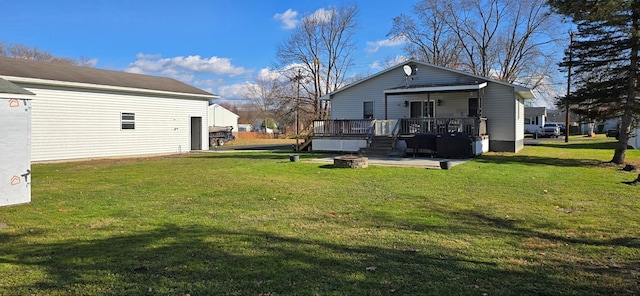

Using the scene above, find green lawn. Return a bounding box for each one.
[1,136,639,295]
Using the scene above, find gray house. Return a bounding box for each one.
[312,60,535,156]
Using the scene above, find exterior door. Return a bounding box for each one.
[410,101,435,118]
[468,98,480,117]
[190,117,202,150]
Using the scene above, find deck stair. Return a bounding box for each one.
[295,132,314,152]
[359,136,397,157]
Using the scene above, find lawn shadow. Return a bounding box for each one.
[3,222,626,295]
[536,141,617,150]
[450,211,640,249]
[363,203,639,295]
[476,154,605,168]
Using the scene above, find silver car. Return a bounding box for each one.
[541,123,561,137]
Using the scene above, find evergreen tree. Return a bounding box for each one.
[549,0,640,164]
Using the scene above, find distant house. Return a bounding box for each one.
[208,103,239,133]
[313,60,535,155]
[238,124,253,132]
[0,56,217,162]
[524,107,546,134]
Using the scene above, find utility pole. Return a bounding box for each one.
[565,31,574,143]
[295,68,301,152]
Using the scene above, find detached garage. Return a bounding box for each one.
[0,57,217,162]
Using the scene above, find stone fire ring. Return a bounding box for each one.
[333,155,368,168]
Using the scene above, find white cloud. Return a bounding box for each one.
[274,9,299,29]
[135,53,162,60]
[124,54,248,83]
[366,36,407,53]
[218,82,251,100]
[193,78,225,88]
[307,8,332,23]
[257,67,284,81]
[369,55,410,70]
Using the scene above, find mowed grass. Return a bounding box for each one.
[1,136,639,295]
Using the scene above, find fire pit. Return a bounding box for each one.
[333,155,368,168]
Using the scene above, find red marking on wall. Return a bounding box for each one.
[8,99,20,108]
[10,176,20,186]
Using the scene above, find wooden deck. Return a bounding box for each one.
[313,118,487,137]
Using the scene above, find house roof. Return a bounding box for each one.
[0,78,34,95]
[209,103,240,118]
[0,56,215,98]
[525,107,547,117]
[323,59,535,100]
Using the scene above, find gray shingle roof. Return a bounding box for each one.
[0,56,213,97]
[0,77,35,95]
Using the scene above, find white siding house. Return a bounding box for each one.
[208,103,239,133]
[315,60,535,154]
[0,57,217,162]
[524,107,547,134]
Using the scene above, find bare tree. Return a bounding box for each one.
[276,5,358,122]
[389,0,561,89]
[244,73,295,131]
[0,42,91,66]
[388,1,461,68]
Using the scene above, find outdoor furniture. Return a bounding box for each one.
[436,132,472,158]
[406,133,437,156]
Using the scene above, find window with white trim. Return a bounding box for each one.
[121,112,135,130]
[363,101,374,119]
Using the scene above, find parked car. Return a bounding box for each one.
[558,123,566,133]
[541,123,561,138]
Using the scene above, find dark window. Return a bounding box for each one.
[468,98,480,117]
[424,101,434,117]
[363,101,374,119]
[410,101,435,118]
[121,112,135,130]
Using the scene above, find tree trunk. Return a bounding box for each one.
[612,8,640,164]
[612,111,633,164]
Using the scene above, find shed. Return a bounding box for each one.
[0,78,35,206]
[208,103,239,133]
[0,57,217,162]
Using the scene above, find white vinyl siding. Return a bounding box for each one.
[208,104,239,132]
[481,84,517,140]
[24,85,209,162]
[330,66,485,120]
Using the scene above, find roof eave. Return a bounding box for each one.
[3,76,216,100]
[384,82,488,94]
[516,86,536,100]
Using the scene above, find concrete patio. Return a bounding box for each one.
[308,156,470,169]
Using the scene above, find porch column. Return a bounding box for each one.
[384,93,388,120]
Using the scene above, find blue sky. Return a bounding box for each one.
[2,0,415,102]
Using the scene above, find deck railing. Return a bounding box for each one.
[313,119,375,136]
[313,117,487,137]
[398,117,487,136]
